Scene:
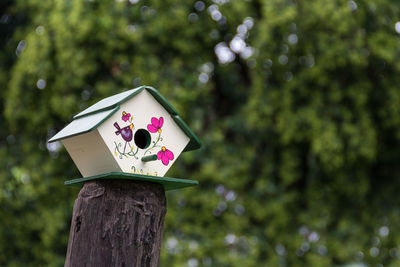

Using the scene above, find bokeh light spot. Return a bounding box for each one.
[395,22,400,34]
[199,73,209,83]
[288,33,298,45]
[379,226,389,237]
[15,40,26,56]
[37,79,46,89]
[348,0,357,11]
[243,17,254,29]
[188,13,198,22]
[35,26,44,35]
[370,247,379,257]
[279,55,288,65]
[215,42,235,64]
[230,37,245,53]
[188,258,198,267]
[195,1,205,11]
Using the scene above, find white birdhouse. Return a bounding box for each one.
[48,86,201,190]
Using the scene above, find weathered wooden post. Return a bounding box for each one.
[48,86,201,267]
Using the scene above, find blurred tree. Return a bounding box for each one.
[245,1,400,266]
[1,0,400,266]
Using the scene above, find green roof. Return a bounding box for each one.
[48,86,201,152]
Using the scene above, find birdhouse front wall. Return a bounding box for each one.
[97,89,190,177]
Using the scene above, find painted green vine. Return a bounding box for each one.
[144,132,163,155]
[114,141,139,159]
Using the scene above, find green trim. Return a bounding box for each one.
[48,106,120,143]
[50,86,201,151]
[141,155,157,162]
[144,87,202,150]
[173,115,202,151]
[145,86,178,115]
[89,106,120,133]
[64,172,198,191]
[73,86,145,119]
[73,104,119,119]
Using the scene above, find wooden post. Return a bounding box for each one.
[64,180,167,267]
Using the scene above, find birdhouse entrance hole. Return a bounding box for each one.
[134,129,151,149]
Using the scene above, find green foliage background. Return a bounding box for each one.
[1,0,400,266]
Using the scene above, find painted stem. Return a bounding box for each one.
[144,132,162,155]
[114,142,139,159]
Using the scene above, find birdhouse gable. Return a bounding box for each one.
[48,86,201,178]
[97,89,190,177]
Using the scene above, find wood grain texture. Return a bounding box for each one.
[65,180,166,267]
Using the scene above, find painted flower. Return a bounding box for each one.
[147,117,164,133]
[122,111,131,122]
[157,146,174,166]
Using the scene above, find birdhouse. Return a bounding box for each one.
[48,86,201,190]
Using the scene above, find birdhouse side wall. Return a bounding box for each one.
[62,130,121,177]
[98,89,190,177]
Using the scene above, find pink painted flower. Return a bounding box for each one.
[122,111,131,122]
[157,146,174,165]
[147,117,164,133]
